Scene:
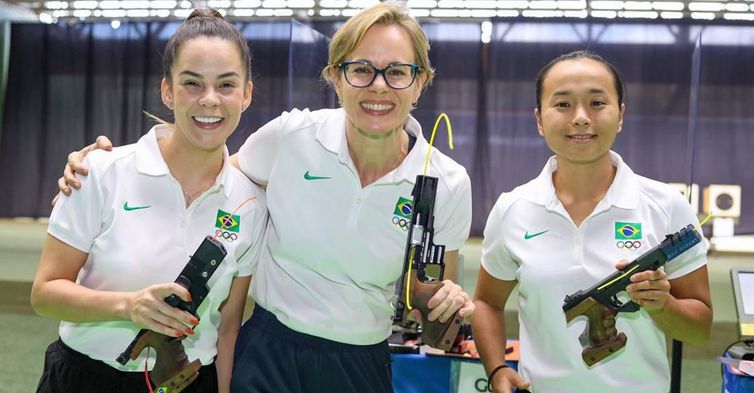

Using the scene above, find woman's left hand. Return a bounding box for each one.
[426,280,475,322]
[616,260,671,312]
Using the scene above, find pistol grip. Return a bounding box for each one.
[410,278,462,351]
[123,330,198,390]
[582,332,627,367]
[566,297,627,366]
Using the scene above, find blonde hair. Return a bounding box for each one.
[322,2,435,89]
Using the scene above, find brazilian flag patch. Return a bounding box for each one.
[216,210,240,233]
[393,197,413,219]
[615,222,641,240]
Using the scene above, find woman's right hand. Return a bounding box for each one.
[489,367,531,393]
[127,283,199,338]
[53,136,113,203]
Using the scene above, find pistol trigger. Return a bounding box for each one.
[622,301,640,313]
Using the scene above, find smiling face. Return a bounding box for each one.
[535,58,625,167]
[161,36,252,153]
[334,23,424,138]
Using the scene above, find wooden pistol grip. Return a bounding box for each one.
[127,331,198,390]
[566,297,627,366]
[410,275,462,351]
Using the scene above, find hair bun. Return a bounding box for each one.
[187,8,224,21]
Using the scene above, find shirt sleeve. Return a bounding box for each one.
[237,113,287,186]
[664,190,708,280]
[480,194,518,281]
[234,193,269,277]
[47,155,105,253]
[433,170,472,252]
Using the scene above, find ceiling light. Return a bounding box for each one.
[591,1,624,10]
[591,9,618,17]
[690,11,715,18]
[652,1,684,10]
[660,11,684,17]
[689,2,724,11]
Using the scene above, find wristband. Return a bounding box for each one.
[487,363,509,384]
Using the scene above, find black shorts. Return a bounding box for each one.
[231,306,393,393]
[36,338,218,393]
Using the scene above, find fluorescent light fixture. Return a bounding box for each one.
[150,9,170,16]
[72,1,97,9]
[262,0,286,7]
[122,1,150,9]
[44,1,68,9]
[174,8,192,16]
[288,0,315,7]
[591,1,624,10]
[481,20,492,43]
[497,9,520,16]
[180,0,192,8]
[557,0,586,9]
[689,2,724,11]
[652,1,683,10]
[591,9,618,17]
[93,9,102,15]
[407,0,438,8]
[620,10,659,17]
[256,8,274,15]
[471,9,498,16]
[437,0,466,8]
[126,9,149,16]
[529,0,558,9]
[724,12,754,20]
[103,9,127,16]
[208,0,232,8]
[234,0,262,8]
[342,8,361,16]
[432,8,463,16]
[273,8,293,15]
[624,1,652,10]
[150,0,177,8]
[318,8,341,16]
[232,8,254,15]
[408,8,431,16]
[349,0,379,8]
[726,3,749,12]
[52,9,71,16]
[564,9,588,17]
[73,9,92,16]
[39,12,54,23]
[660,11,683,17]
[497,0,529,8]
[464,0,497,8]
[110,20,120,28]
[690,11,715,18]
[320,0,347,7]
[522,9,564,16]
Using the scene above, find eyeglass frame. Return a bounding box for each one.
[337,61,421,90]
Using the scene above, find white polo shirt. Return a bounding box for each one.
[49,125,268,371]
[238,108,472,345]
[481,151,706,393]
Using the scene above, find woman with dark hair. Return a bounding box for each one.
[472,50,712,393]
[31,9,265,393]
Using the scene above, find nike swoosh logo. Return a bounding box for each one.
[123,202,151,211]
[304,171,331,181]
[524,230,549,240]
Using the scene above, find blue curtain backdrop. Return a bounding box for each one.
[0,19,752,235]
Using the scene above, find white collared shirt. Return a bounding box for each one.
[481,151,706,393]
[238,108,472,345]
[49,124,267,370]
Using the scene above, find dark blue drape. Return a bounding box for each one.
[1,19,752,236]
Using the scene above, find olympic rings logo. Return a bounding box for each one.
[392,216,410,231]
[616,240,641,251]
[217,230,238,242]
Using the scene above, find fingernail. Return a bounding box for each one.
[175,330,183,337]
[64,188,70,194]
[191,319,199,326]
[185,328,195,335]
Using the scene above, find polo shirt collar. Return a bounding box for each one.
[135,124,234,198]
[313,108,429,185]
[530,150,639,211]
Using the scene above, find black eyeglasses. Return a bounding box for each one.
[338,61,421,90]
